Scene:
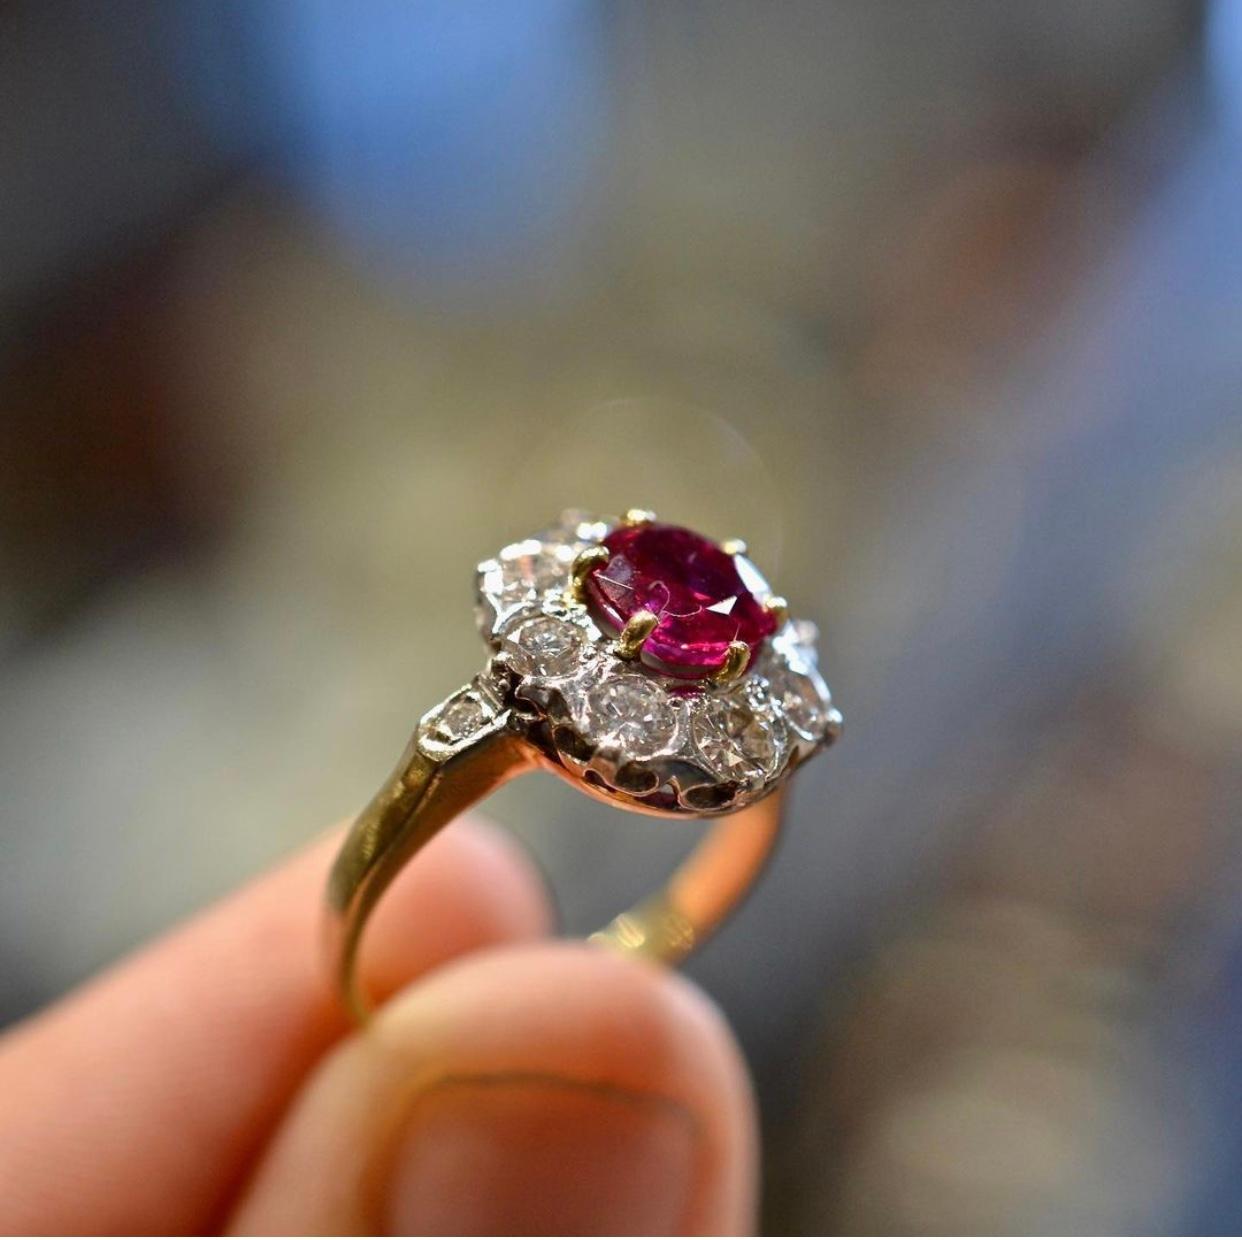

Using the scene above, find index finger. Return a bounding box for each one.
[0,817,550,1235]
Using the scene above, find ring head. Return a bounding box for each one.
[470,511,840,816]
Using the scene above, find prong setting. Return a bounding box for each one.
[764,596,790,627]
[569,544,611,602]
[616,609,659,659]
[710,640,750,685]
[720,538,748,556]
[621,508,657,527]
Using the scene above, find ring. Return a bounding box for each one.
[326,509,842,1020]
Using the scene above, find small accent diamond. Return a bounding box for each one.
[692,694,784,780]
[494,539,574,604]
[775,670,829,740]
[503,615,586,677]
[586,675,678,758]
[420,691,493,757]
[437,695,489,739]
[540,509,611,546]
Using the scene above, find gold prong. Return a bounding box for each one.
[616,609,659,658]
[710,640,749,685]
[569,545,611,602]
[764,595,789,627]
[720,538,748,556]
[621,508,657,527]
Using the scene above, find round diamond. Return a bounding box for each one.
[586,675,678,757]
[421,692,492,756]
[503,615,586,677]
[436,695,489,739]
[582,522,778,679]
[539,510,611,546]
[692,694,784,780]
[775,669,830,740]
[494,539,573,604]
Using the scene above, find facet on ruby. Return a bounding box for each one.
[582,521,779,679]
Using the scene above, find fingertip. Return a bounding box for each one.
[364,818,555,999]
[230,943,757,1235]
[0,816,556,1236]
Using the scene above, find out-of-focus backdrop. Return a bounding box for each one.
[3,2,1241,1232]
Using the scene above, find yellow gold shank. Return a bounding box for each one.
[326,724,784,1022]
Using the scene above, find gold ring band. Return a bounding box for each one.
[326,726,784,1021]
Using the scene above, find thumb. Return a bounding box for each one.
[228,943,758,1235]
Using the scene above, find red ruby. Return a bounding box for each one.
[583,522,778,678]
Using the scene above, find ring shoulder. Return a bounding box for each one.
[326,674,531,918]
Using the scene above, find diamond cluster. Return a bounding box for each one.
[465,511,840,814]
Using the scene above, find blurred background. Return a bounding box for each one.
[2,1,1241,1232]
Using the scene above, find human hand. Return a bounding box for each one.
[0,820,756,1235]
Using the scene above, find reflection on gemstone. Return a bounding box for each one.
[503,614,585,676]
[586,675,678,757]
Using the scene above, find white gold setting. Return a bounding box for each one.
[420,510,842,816]
[417,685,501,761]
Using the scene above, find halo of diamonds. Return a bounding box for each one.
[422,511,840,815]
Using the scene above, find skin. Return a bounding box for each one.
[0,819,757,1235]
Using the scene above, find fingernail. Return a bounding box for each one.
[385,1072,698,1235]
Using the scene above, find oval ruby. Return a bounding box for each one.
[583,522,778,678]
